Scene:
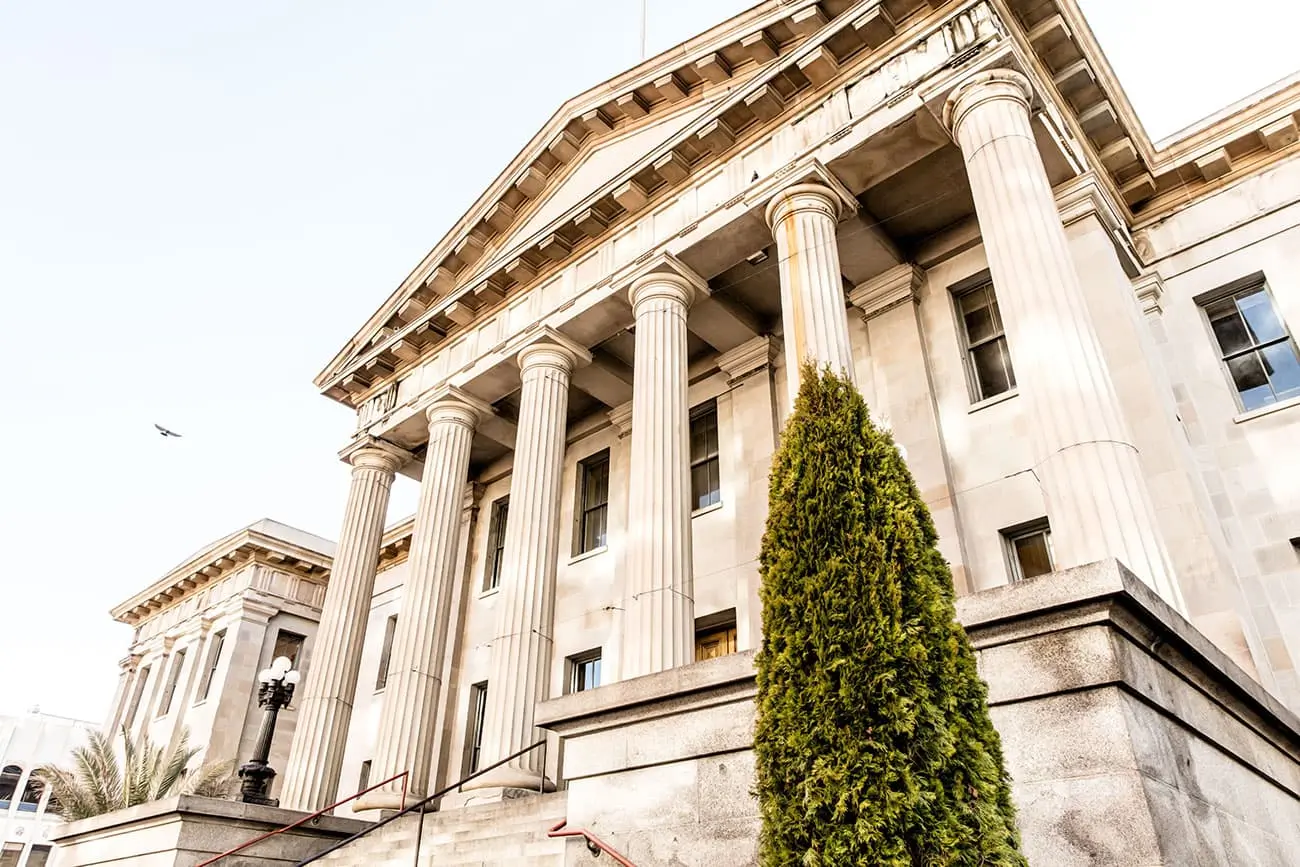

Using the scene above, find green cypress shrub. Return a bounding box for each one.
[754,365,1025,866]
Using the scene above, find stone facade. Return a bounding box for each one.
[106,519,334,803]
[91,0,1300,863]
[0,711,98,867]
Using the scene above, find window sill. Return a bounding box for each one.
[968,389,1019,414]
[478,586,500,600]
[568,545,608,565]
[1233,394,1300,424]
[691,501,723,518]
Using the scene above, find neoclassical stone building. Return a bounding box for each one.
[95,0,1300,862]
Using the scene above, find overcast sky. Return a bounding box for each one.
[1,0,1296,723]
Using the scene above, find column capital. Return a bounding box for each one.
[621,252,708,316]
[340,438,409,474]
[764,182,845,229]
[516,326,592,374]
[716,335,782,384]
[848,264,926,321]
[942,68,1033,137]
[425,386,494,429]
[1133,272,1165,316]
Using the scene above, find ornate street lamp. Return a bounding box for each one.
[238,655,301,806]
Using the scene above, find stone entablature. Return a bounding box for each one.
[112,519,333,629]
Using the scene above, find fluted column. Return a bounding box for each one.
[356,394,486,810]
[944,69,1181,607]
[467,338,588,790]
[765,183,856,402]
[621,270,699,678]
[281,443,404,811]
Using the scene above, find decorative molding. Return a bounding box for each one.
[1132,272,1165,317]
[716,335,782,384]
[608,401,634,438]
[848,264,925,320]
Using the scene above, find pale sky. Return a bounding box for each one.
[1,1,1296,723]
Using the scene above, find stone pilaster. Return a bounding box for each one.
[467,333,589,791]
[281,443,404,811]
[620,266,703,679]
[105,654,142,736]
[944,69,1181,608]
[357,392,489,810]
[765,183,855,402]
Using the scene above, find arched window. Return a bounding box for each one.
[18,775,43,812]
[0,765,21,809]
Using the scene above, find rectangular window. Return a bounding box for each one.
[357,760,372,793]
[197,630,226,703]
[690,402,721,511]
[0,843,21,867]
[577,450,610,554]
[566,650,602,694]
[483,498,510,591]
[465,682,489,775]
[124,665,151,731]
[157,649,187,717]
[272,630,306,671]
[957,280,1016,401]
[27,845,52,867]
[1203,279,1300,411]
[1003,520,1054,582]
[374,615,398,691]
[694,610,738,662]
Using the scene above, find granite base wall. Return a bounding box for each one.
[537,559,1300,866]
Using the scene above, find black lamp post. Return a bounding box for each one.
[238,655,300,806]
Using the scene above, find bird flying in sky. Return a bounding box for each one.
[154,424,182,438]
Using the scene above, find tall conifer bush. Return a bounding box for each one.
[754,366,1025,866]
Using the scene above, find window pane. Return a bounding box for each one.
[1209,305,1252,356]
[1227,352,1274,410]
[1014,533,1053,580]
[962,294,998,344]
[583,457,609,508]
[199,631,226,702]
[467,683,488,773]
[582,505,608,552]
[19,777,43,811]
[375,616,398,691]
[1238,289,1286,344]
[690,405,718,463]
[486,499,509,590]
[972,339,1013,398]
[692,459,720,510]
[26,846,52,867]
[273,631,305,669]
[0,766,20,804]
[1261,341,1300,401]
[358,760,371,793]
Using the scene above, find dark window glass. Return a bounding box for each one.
[197,630,226,703]
[26,846,52,867]
[157,649,187,717]
[124,666,151,731]
[375,616,398,691]
[0,843,21,867]
[357,760,372,793]
[18,776,43,812]
[577,451,610,554]
[0,765,21,808]
[273,630,306,670]
[1206,284,1300,411]
[484,498,509,591]
[958,282,1016,400]
[1005,523,1054,582]
[466,682,489,774]
[567,651,602,694]
[690,403,721,511]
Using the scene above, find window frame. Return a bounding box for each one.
[465,681,489,775]
[157,648,188,718]
[196,629,226,704]
[575,450,611,555]
[694,609,738,662]
[565,649,603,695]
[952,274,1017,403]
[1001,518,1055,583]
[374,615,398,691]
[0,765,22,809]
[272,629,306,671]
[124,665,151,731]
[482,497,510,592]
[357,760,372,793]
[1198,275,1300,412]
[689,401,722,512]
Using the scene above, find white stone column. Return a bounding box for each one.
[944,69,1181,606]
[467,337,588,791]
[357,393,486,810]
[281,444,403,811]
[765,183,856,403]
[105,655,141,735]
[620,269,700,679]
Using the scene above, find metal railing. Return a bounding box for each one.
[547,818,637,865]
[294,739,549,866]
[194,770,409,867]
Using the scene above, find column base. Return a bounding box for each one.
[353,787,417,813]
[459,765,554,794]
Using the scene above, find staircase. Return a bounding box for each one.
[311,790,569,866]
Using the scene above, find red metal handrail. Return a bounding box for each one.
[194,770,409,867]
[548,818,637,866]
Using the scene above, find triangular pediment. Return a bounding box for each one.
[318,0,912,402]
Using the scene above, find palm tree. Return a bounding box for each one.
[37,728,235,821]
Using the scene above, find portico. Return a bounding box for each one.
[278,0,1299,822]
